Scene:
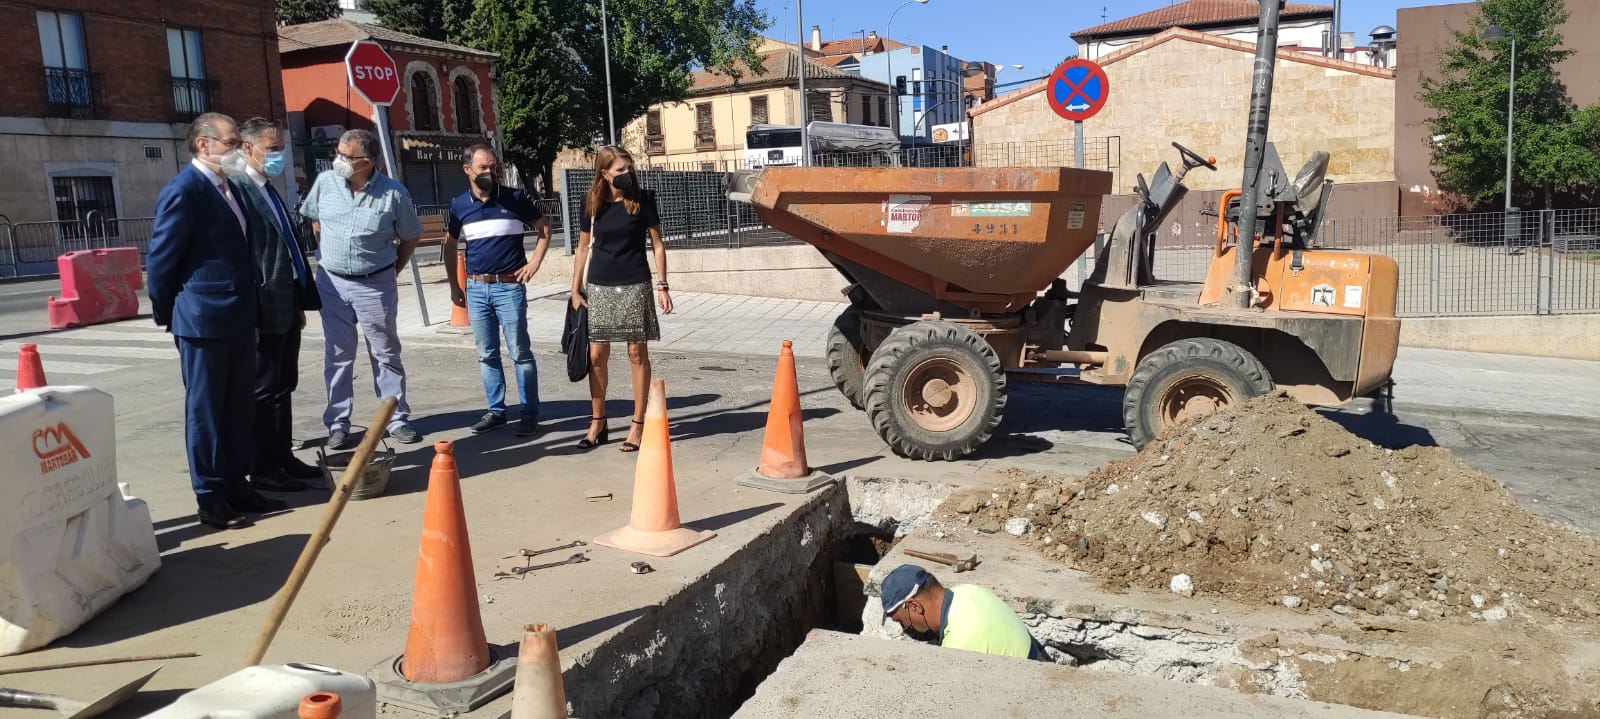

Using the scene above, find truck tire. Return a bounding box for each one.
[827,310,868,410]
[863,321,1006,461]
[1122,338,1274,448]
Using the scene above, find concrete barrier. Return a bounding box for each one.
[0,386,160,656]
[1399,314,1600,361]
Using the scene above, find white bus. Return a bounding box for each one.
[743,122,902,169]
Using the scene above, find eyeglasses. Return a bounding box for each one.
[204,135,242,149]
[337,153,371,163]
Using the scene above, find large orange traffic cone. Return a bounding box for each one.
[399,441,491,682]
[450,252,471,328]
[15,343,46,392]
[594,379,716,557]
[737,340,834,494]
[510,624,567,719]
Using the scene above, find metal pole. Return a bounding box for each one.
[1504,35,1516,211]
[601,0,617,145]
[375,107,430,326]
[1232,0,1281,309]
[1073,121,1085,169]
[797,0,809,166]
[1331,0,1341,60]
[886,0,916,143]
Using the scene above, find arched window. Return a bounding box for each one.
[453,76,479,134]
[410,72,438,131]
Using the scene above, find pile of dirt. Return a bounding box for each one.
[951,392,1600,622]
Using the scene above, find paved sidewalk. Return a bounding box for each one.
[344,261,1600,421]
[383,262,843,358]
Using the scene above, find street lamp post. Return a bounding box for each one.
[1483,24,1516,211]
[796,0,809,166]
[601,0,616,145]
[886,0,928,141]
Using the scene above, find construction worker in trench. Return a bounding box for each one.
[880,564,1050,661]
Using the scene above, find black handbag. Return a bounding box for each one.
[562,302,590,381]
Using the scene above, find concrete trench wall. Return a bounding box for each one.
[559,476,959,718]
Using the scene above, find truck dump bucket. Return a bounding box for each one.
[737,167,1112,313]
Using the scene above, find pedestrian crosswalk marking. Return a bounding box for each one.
[47,329,175,345]
[0,357,130,376]
[0,343,177,360]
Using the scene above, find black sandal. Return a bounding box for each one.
[619,418,645,453]
[578,416,609,450]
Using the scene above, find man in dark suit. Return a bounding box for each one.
[230,117,324,492]
[147,112,285,530]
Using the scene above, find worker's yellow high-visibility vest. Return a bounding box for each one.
[939,584,1043,660]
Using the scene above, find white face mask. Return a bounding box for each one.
[219,148,250,177]
[332,157,356,180]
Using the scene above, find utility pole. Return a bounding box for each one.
[797,0,810,166]
[601,0,616,145]
[1232,0,1281,310]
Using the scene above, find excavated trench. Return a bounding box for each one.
[556,475,1597,719]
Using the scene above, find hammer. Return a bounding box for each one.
[903,549,979,573]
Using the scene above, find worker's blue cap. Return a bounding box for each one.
[880,564,931,617]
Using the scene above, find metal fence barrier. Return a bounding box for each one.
[561,167,799,253]
[1,215,156,278]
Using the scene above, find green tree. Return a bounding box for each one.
[360,0,472,39]
[1419,0,1600,209]
[367,0,767,191]
[277,0,341,25]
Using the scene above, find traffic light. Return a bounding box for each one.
[895,76,907,96]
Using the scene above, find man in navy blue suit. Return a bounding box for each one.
[148,112,286,530]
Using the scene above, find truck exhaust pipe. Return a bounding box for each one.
[1231,0,1283,309]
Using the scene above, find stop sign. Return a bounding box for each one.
[345,40,400,106]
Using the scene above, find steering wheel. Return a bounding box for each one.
[1172,142,1217,172]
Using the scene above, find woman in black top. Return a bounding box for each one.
[570,146,673,452]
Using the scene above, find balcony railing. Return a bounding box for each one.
[171,77,214,122]
[43,67,99,120]
[693,130,716,152]
[645,135,666,155]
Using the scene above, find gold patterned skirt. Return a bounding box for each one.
[584,281,660,343]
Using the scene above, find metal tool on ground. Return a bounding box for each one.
[726,0,1399,460]
[504,540,586,560]
[244,398,397,667]
[495,553,589,580]
[0,652,197,676]
[630,562,654,575]
[0,665,161,718]
[903,549,979,573]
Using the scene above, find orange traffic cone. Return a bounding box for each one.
[737,340,834,494]
[450,252,470,328]
[510,624,567,719]
[15,343,46,392]
[594,379,716,557]
[298,692,342,719]
[399,441,490,682]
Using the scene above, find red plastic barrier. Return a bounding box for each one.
[47,248,144,330]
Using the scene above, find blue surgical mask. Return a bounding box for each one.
[262,150,287,178]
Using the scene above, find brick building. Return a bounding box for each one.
[0,0,284,227]
[279,19,498,207]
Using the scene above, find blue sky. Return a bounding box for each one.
[756,0,1464,87]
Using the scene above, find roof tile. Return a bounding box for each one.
[278,19,497,59]
[1073,0,1331,39]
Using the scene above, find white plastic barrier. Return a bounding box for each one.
[145,663,378,718]
[0,386,160,656]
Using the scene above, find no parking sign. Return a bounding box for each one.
[1047,59,1110,122]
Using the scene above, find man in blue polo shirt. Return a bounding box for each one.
[444,144,552,436]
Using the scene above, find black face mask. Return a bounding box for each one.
[904,627,940,644]
[473,172,497,193]
[611,172,637,193]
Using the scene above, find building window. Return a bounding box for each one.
[645,110,664,155]
[167,28,208,121]
[806,92,831,124]
[410,72,439,131]
[37,10,95,119]
[694,102,714,151]
[452,76,479,134]
[859,94,869,124]
[52,176,117,240]
[750,95,768,125]
[878,96,888,128]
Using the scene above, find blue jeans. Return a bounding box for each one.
[467,279,539,418]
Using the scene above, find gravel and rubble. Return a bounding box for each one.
[951,392,1600,623]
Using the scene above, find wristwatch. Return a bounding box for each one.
[655,280,669,290]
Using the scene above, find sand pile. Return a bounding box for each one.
[954,392,1600,622]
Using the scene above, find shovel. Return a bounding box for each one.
[0,665,162,718]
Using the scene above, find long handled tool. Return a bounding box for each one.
[0,665,162,718]
[903,549,979,573]
[243,398,398,666]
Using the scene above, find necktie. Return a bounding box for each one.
[217,181,246,235]
[265,186,309,286]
